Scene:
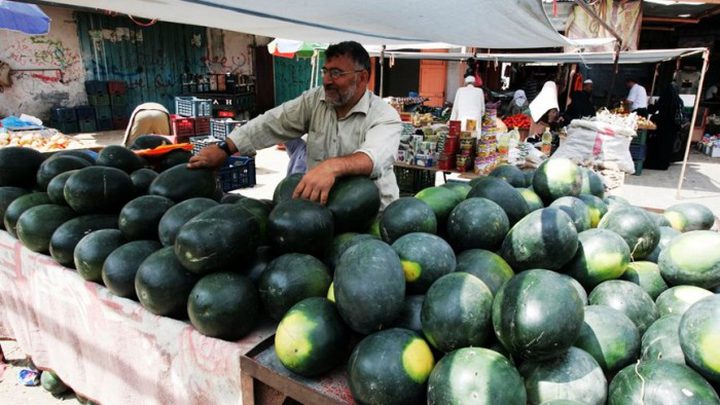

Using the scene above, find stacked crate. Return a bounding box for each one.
[85,80,113,130]
[108,81,129,130]
[75,105,97,133]
[50,107,78,134]
[173,96,212,142]
[631,129,648,175]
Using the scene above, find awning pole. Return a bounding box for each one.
[379,45,386,98]
[676,48,710,198]
[649,62,660,98]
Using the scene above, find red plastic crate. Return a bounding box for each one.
[171,114,195,137]
[107,80,127,95]
[194,117,210,135]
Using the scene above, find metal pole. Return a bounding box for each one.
[379,45,386,97]
[676,49,710,198]
[606,42,621,107]
[649,62,660,98]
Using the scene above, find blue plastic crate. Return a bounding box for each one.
[97,118,113,131]
[78,118,97,133]
[95,105,112,121]
[51,107,76,123]
[53,120,79,134]
[218,156,256,191]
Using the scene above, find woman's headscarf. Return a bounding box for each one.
[513,90,528,107]
[659,82,683,121]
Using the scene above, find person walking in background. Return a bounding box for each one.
[624,78,648,118]
[450,75,486,131]
[646,83,684,170]
[122,102,172,146]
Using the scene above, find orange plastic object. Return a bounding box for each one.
[134,143,193,157]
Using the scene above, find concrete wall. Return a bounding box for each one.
[0,6,87,121]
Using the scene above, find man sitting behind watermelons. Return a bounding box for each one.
[188,41,402,209]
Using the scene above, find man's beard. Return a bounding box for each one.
[324,79,357,107]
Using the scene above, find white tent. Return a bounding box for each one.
[46,0,574,49]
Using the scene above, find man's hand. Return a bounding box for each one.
[187,145,228,170]
[292,160,338,205]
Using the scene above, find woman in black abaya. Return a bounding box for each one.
[646,83,683,170]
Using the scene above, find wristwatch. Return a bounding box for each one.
[216,140,232,156]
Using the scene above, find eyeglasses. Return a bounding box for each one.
[321,67,364,79]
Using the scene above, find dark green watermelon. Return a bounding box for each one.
[532,158,583,204]
[102,240,162,298]
[74,229,126,282]
[455,249,514,295]
[326,175,381,233]
[0,146,45,188]
[608,360,720,404]
[578,194,608,228]
[36,155,91,191]
[440,182,471,200]
[157,149,193,172]
[174,204,261,274]
[488,164,527,187]
[499,207,579,271]
[0,187,30,229]
[421,272,493,352]
[49,214,118,268]
[40,370,68,395]
[188,272,260,340]
[598,205,660,260]
[467,176,529,225]
[275,297,348,376]
[16,204,76,253]
[446,197,509,252]
[324,232,376,271]
[646,226,681,263]
[148,164,217,202]
[272,173,303,205]
[658,230,720,289]
[258,253,331,321]
[46,170,77,205]
[663,202,715,232]
[621,261,668,300]
[588,280,658,334]
[348,328,435,405]
[573,305,640,373]
[157,197,217,247]
[415,186,463,232]
[130,168,158,195]
[550,196,592,232]
[520,347,607,405]
[562,228,630,289]
[679,294,720,384]
[517,187,544,212]
[493,269,585,360]
[334,239,405,334]
[427,347,525,405]
[129,135,172,150]
[267,198,334,257]
[3,192,51,238]
[135,246,200,318]
[95,145,144,173]
[392,232,455,294]
[118,195,174,241]
[392,295,424,335]
[580,167,605,198]
[379,197,437,244]
[655,285,713,318]
[641,315,685,364]
[63,166,135,214]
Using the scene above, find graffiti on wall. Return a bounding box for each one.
[3,36,83,88]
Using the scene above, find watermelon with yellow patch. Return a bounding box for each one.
[391,232,455,294]
[347,328,435,405]
[655,285,713,318]
[562,228,630,289]
[275,297,348,376]
[663,202,715,232]
[658,230,720,289]
[532,158,583,204]
[678,294,720,384]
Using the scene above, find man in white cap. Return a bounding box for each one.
[565,79,596,121]
[450,75,485,131]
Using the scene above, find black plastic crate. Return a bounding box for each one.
[75,105,96,121]
[53,120,79,134]
[218,156,256,191]
[51,107,76,123]
[393,165,435,196]
[210,119,244,140]
[630,143,647,161]
[175,96,212,117]
[110,93,128,106]
[85,80,108,95]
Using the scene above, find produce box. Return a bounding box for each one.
[85,80,108,95]
[88,93,110,106]
[194,117,210,136]
[51,107,76,123]
[174,96,212,117]
[75,105,96,121]
[393,165,435,196]
[170,114,194,138]
[78,118,97,133]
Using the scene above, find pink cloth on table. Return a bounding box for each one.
[0,231,274,404]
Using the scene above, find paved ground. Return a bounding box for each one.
[2,130,719,404]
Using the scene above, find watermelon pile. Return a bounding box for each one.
[2,145,720,404]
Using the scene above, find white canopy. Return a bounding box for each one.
[46,0,573,48]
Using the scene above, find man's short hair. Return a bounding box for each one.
[325,41,371,72]
[625,77,637,83]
